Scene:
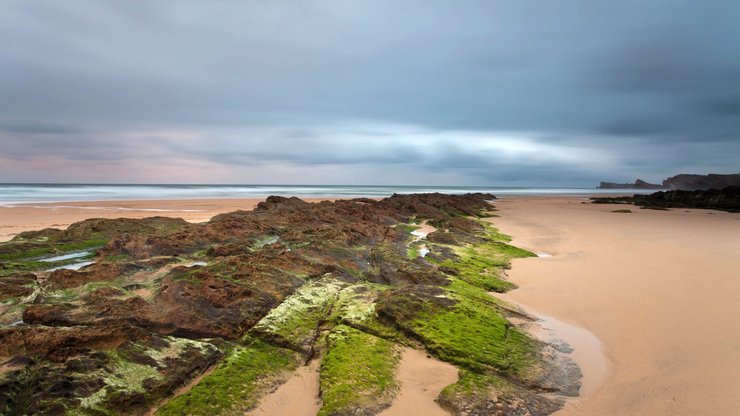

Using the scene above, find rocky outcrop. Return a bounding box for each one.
[0,326,220,415]
[0,193,577,416]
[598,173,740,191]
[598,179,665,189]
[662,173,740,190]
[592,186,740,212]
[0,273,36,301]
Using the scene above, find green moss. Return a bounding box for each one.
[0,247,53,261]
[480,223,513,243]
[107,354,162,392]
[437,368,555,415]
[55,239,108,253]
[0,257,91,275]
[435,246,516,292]
[0,261,49,275]
[0,239,106,262]
[319,325,400,416]
[78,350,163,413]
[441,260,515,292]
[394,223,421,234]
[439,369,511,404]
[407,289,536,377]
[351,315,407,345]
[432,225,535,293]
[406,245,420,259]
[376,221,539,378]
[328,283,404,339]
[0,240,102,276]
[445,277,502,306]
[156,338,298,416]
[135,337,218,368]
[327,285,366,322]
[406,224,538,375]
[252,278,344,348]
[252,279,398,352]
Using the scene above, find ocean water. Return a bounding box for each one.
[0,184,650,204]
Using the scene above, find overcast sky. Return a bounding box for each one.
[1,1,738,185]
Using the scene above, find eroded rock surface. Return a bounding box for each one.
[0,193,578,416]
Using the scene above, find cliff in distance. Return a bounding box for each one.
[591,186,740,212]
[598,179,664,189]
[598,173,740,190]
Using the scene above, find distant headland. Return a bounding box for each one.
[598,173,740,190]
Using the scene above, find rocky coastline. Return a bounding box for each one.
[597,173,740,191]
[0,193,580,415]
[591,186,740,212]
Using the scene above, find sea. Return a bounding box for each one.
[0,184,650,204]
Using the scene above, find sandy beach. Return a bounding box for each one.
[0,198,344,243]
[492,197,740,415]
[2,195,739,415]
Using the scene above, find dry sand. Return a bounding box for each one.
[0,198,343,242]
[491,197,740,415]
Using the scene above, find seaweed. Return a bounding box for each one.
[318,325,400,416]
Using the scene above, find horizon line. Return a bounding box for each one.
[0,182,608,189]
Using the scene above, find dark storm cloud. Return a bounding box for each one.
[0,0,738,184]
[699,95,740,117]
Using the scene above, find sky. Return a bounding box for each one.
[1,1,739,186]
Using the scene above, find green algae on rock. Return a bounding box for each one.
[0,326,221,415]
[318,325,401,416]
[0,193,580,416]
[155,338,299,416]
[251,277,345,353]
[438,369,563,416]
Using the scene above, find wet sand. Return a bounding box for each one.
[492,292,609,398]
[379,347,459,416]
[491,197,740,415]
[0,198,344,242]
[247,347,458,416]
[411,221,437,238]
[247,360,322,416]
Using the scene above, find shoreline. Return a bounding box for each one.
[0,198,348,242]
[2,195,738,414]
[491,292,610,399]
[0,195,630,243]
[493,196,740,415]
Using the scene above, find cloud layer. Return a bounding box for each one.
[1,1,738,185]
